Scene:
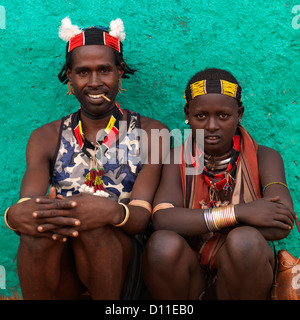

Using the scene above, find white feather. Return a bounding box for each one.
[59,17,82,42]
[109,18,126,42]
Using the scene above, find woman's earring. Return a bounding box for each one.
[238,118,242,124]
[67,82,74,96]
[185,119,189,125]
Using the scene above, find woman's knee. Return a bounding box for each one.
[144,230,187,269]
[219,226,271,269]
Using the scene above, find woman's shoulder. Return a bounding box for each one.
[257,144,284,172]
[257,145,282,159]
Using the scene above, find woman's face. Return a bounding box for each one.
[67,45,124,119]
[185,93,244,156]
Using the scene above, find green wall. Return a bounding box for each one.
[0,0,299,297]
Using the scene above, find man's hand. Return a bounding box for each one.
[8,187,80,241]
[33,190,124,241]
[32,187,80,241]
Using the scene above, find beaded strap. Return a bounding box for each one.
[262,182,288,195]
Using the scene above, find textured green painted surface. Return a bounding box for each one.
[0,0,299,297]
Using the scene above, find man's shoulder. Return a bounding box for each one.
[29,119,62,144]
[25,118,64,162]
[139,114,169,132]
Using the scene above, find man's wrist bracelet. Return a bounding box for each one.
[17,197,31,204]
[4,197,31,232]
[4,207,17,232]
[113,203,130,227]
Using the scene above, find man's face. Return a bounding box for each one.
[67,45,123,119]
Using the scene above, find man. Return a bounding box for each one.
[4,17,167,299]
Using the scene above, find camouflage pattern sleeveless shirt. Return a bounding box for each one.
[50,109,143,203]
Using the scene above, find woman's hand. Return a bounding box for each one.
[235,196,297,230]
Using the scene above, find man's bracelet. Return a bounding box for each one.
[17,197,32,204]
[4,207,17,232]
[4,197,31,232]
[113,203,130,227]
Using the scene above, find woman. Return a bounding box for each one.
[143,68,296,299]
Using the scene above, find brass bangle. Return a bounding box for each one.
[17,197,31,204]
[211,205,237,230]
[128,199,152,213]
[113,203,130,227]
[4,207,17,232]
[4,198,31,232]
[152,202,175,215]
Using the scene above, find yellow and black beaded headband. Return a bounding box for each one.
[185,79,242,103]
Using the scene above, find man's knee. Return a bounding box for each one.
[19,234,58,257]
[77,226,115,248]
[144,230,186,269]
[76,226,133,259]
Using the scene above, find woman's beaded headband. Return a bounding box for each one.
[185,79,242,103]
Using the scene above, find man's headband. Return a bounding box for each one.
[59,17,125,54]
[185,79,242,103]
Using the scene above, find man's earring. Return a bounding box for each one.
[185,119,189,125]
[67,82,74,96]
[118,78,127,94]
